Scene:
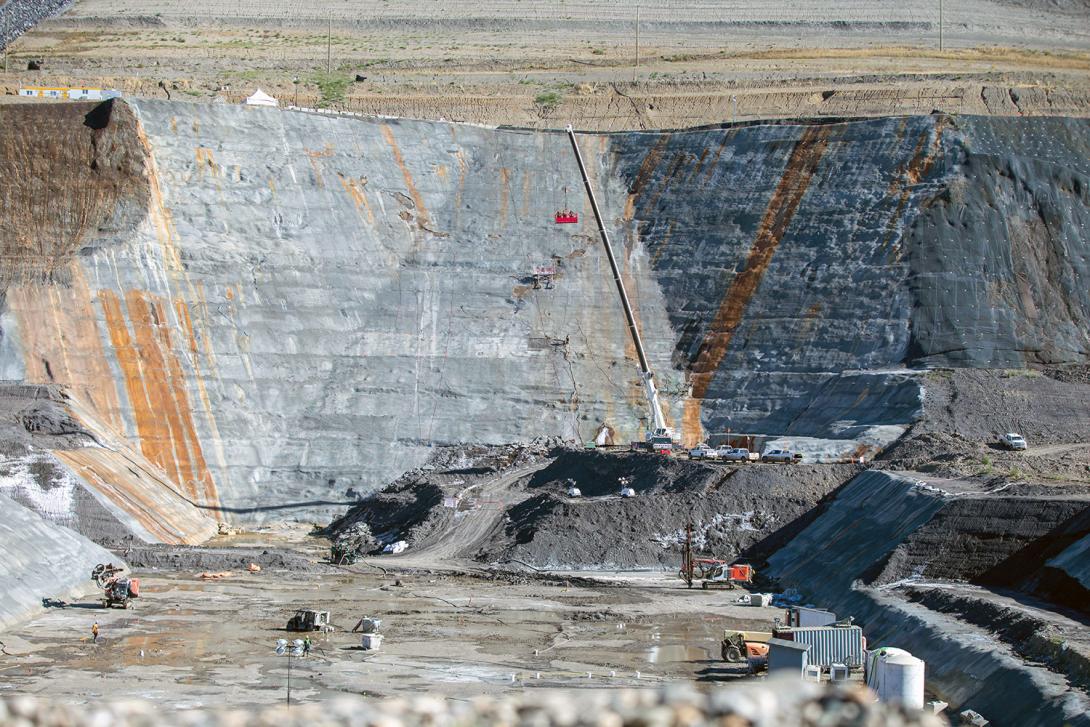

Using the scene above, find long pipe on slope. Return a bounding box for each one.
[565,124,669,436]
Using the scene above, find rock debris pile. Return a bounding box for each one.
[0,682,947,727]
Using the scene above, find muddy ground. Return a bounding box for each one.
[0,564,781,708]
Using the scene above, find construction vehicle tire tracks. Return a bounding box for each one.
[369,460,553,570]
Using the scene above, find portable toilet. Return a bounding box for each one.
[767,637,810,677]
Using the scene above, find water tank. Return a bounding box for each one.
[867,648,925,709]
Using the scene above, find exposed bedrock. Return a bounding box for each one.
[0,491,120,630]
[0,101,1088,525]
[765,470,1090,724]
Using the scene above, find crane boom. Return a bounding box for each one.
[565,125,672,440]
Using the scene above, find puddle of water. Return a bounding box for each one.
[645,644,710,664]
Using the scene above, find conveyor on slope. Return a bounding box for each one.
[565,125,675,445]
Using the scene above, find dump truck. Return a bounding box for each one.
[286,609,332,632]
[91,563,139,609]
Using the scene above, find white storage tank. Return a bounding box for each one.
[866,648,925,709]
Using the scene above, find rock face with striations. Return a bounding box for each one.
[0,100,1087,526]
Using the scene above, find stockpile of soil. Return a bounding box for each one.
[478,451,859,570]
[326,438,561,549]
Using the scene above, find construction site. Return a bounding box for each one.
[1,1,1090,725]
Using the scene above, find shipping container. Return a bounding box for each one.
[786,606,837,627]
[774,625,864,669]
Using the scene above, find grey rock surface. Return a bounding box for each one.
[0,491,118,630]
[1,102,1088,525]
[765,469,1090,725]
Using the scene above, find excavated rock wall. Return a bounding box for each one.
[765,470,1090,724]
[0,491,118,630]
[609,115,1090,449]
[0,101,1088,523]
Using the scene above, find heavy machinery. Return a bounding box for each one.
[91,563,139,609]
[567,125,678,452]
[721,629,771,664]
[286,609,332,632]
[701,562,755,590]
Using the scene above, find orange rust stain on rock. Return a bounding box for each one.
[8,267,124,434]
[521,171,532,218]
[690,147,711,181]
[174,299,200,355]
[645,152,689,211]
[99,289,219,510]
[303,145,335,189]
[881,120,948,254]
[452,149,469,213]
[702,130,735,185]
[55,446,216,544]
[195,147,218,176]
[381,124,430,225]
[631,134,670,197]
[306,144,335,159]
[55,449,183,543]
[690,125,831,399]
[649,221,675,267]
[681,396,704,448]
[337,173,376,225]
[498,167,511,226]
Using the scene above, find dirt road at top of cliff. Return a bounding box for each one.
[3,0,1090,126]
[372,460,553,569]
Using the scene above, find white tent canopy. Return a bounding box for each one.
[244,89,278,107]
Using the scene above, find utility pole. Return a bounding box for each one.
[634,5,640,82]
[938,0,944,52]
[326,11,332,74]
[682,523,694,588]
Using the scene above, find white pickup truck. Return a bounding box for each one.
[1001,433,1028,451]
[689,443,719,460]
[718,447,759,463]
[761,449,802,464]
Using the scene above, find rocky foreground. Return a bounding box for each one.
[0,682,946,727]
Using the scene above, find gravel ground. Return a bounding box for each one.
[0,681,948,726]
[0,0,72,50]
